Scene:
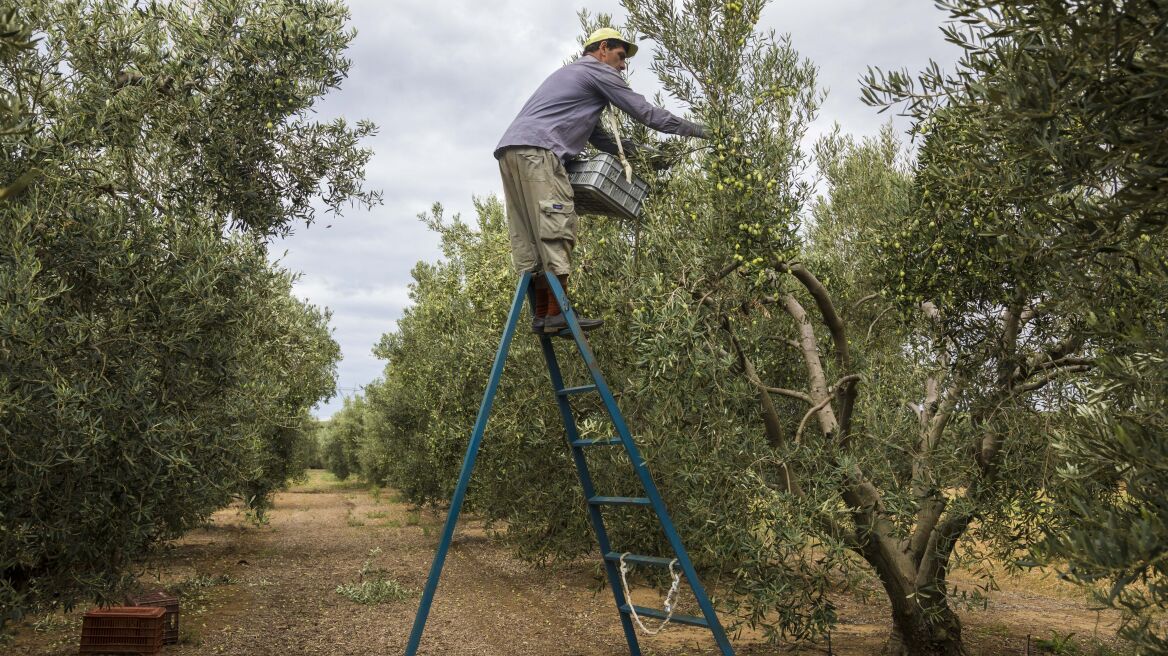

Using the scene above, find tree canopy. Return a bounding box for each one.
[1,0,375,626]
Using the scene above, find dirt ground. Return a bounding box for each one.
[7,470,1133,655]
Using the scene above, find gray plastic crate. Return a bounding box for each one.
[566,152,649,220]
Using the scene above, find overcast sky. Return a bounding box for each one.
[271,1,962,419]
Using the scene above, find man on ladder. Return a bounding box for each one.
[494,27,707,336]
[406,27,734,656]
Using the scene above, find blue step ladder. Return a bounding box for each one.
[405,271,735,656]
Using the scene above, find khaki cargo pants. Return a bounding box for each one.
[498,146,578,276]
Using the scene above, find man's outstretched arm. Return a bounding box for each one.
[589,67,706,139]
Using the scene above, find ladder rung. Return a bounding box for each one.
[557,385,598,396]
[571,437,623,447]
[588,496,650,507]
[619,604,709,628]
[604,552,677,568]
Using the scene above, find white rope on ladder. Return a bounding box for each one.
[618,552,682,636]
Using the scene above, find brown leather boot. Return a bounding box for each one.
[543,274,603,335]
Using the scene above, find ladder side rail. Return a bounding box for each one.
[545,272,737,655]
[537,334,643,656]
[404,273,532,656]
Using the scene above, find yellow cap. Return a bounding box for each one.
[583,27,638,58]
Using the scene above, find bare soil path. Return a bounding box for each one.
[7,471,1130,655]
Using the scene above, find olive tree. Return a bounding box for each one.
[860,2,1167,651]
[1,0,373,625]
[322,395,370,482]
[864,2,1168,652]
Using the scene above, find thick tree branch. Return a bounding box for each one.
[1017,364,1093,394]
[783,264,861,441]
[780,293,838,438]
[916,509,973,590]
[812,513,861,550]
[908,372,961,566]
[1002,303,1022,348]
[1034,356,1094,372]
[996,300,1025,389]
[785,264,852,371]
[909,494,948,568]
[926,381,961,451]
[794,374,863,444]
[906,301,962,571]
[718,308,811,497]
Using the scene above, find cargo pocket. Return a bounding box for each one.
[539,199,577,243]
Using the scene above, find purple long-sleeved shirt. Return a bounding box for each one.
[494,57,704,163]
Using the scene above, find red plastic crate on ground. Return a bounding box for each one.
[127,591,180,644]
[79,606,165,655]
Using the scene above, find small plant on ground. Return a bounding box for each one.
[170,573,234,596]
[243,507,272,528]
[1035,631,1080,655]
[168,573,235,606]
[335,548,413,605]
